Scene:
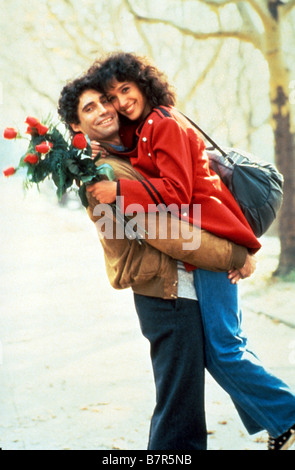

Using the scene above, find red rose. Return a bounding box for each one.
[3,127,18,139]
[41,140,53,148]
[36,123,49,136]
[3,167,16,177]
[73,133,87,149]
[24,154,39,165]
[35,143,50,154]
[26,126,34,135]
[25,116,40,127]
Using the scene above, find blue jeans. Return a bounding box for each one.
[194,269,295,438]
[134,294,207,450]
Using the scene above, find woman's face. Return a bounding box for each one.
[106,80,152,121]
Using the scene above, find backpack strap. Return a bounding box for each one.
[154,106,173,119]
[153,107,227,158]
[180,112,228,158]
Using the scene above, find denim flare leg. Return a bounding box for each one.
[194,269,295,438]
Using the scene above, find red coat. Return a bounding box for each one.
[115,106,261,253]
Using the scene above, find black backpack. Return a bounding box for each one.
[184,114,284,238]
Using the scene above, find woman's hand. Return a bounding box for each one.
[228,253,257,284]
[86,180,117,204]
[91,141,110,159]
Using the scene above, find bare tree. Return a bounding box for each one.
[124,0,295,276]
[2,0,295,275]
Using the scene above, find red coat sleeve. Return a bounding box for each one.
[117,117,204,215]
[116,111,261,253]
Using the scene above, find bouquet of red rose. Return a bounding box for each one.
[2,116,145,242]
[2,116,114,208]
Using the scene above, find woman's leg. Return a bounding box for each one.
[134,294,207,450]
[194,269,295,438]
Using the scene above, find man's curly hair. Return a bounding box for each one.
[57,74,103,134]
[88,52,176,108]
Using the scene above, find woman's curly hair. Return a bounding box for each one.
[88,52,176,108]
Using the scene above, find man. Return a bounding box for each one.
[58,75,254,450]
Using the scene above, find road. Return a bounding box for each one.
[1,178,295,450]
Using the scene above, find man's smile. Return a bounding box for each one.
[96,115,115,126]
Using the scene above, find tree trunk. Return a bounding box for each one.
[266,24,295,275]
[272,86,295,275]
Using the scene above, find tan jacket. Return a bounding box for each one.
[86,156,247,300]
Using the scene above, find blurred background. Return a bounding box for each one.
[1,0,295,450]
[1,0,295,274]
[1,0,291,150]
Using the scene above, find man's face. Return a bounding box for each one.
[71,89,120,143]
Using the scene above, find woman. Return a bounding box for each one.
[87,52,295,450]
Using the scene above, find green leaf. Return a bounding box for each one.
[93,152,102,164]
[96,163,115,181]
[81,175,96,184]
[66,160,82,176]
[78,184,89,208]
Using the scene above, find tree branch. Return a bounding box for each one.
[45,0,97,62]
[194,0,274,29]
[197,0,240,8]
[125,0,262,49]
[282,0,295,17]
[178,42,223,109]
[122,0,154,56]
[1,51,57,105]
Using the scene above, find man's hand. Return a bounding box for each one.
[91,141,109,159]
[228,253,257,284]
[86,180,117,203]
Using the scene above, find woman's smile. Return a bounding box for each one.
[107,80,152,121]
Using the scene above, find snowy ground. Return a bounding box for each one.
[1,178,295,451]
